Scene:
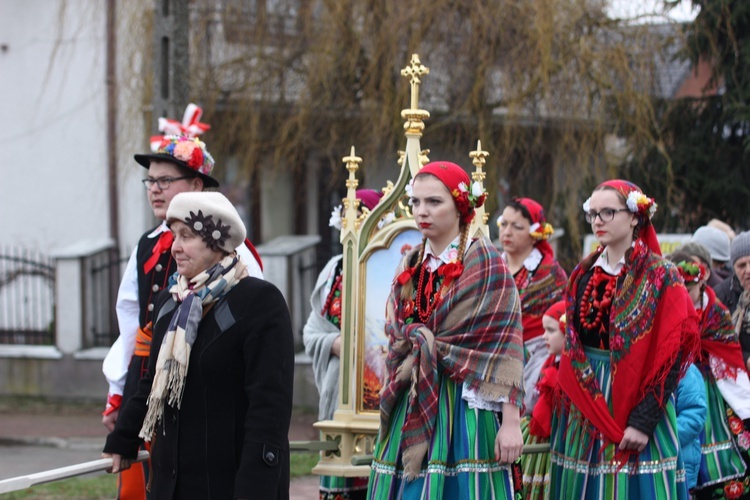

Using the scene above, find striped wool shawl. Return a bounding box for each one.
[379,237,524,479]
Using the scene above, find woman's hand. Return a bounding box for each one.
[495,403,523,464]
[102,453,132,473]
[619,426,649,453]
[331,335,342,358]
[101,410,118,432]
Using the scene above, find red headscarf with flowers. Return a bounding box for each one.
[509,197,555,259]
[544,299,567,331]
[416,161,486,225]
[676,260,707,284]
[589,180,661,255]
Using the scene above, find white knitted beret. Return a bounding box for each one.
[167,192,246,253]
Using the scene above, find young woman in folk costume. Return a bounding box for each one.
[519,299,566,499]
[498,197,568,414]
[669,252,750,499]
[549,179,700,499]
[367,161,525,499]
[303,189,383,500]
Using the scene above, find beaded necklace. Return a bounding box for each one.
[579,267,621,336]
[514,266,531,294]
[415,263,447,323]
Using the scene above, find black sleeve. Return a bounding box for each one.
[739,329,750,364]
[103,295,172,458]
[234,281,295,500]
[626,354,682,436]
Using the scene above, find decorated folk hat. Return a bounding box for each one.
[167,192,246,253]
[135,135,219,189]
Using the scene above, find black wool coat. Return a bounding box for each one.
[104,277,295,500]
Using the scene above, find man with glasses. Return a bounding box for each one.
[102,135,263,499]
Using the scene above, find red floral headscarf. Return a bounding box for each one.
[507,197,555,259]
[586,179,661,255]
[543,300,567,331]
[416,161,486,225]
[676,260,707,284]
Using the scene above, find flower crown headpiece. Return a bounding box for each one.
[406,179,487,225]
[676,260,707,284]
[582,190,658,220]
[183,210,232,252]
[529,221,554,241]
[155,135,215,176]
[328,205,343,230]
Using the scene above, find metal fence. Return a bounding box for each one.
[83,247,125,349]
[0,247,55,345]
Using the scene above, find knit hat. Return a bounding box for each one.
[730,231,750,266]
[414,161,486,225]
[135,135,219,188]
[167,192,246,253]
[679,242,712,269]
[693,226,731,262]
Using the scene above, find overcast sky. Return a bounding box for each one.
[607,0,698,23]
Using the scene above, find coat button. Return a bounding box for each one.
[152,284,160,292]
[155,264,163,272]
[148,303,154,311]
[265,451,276,462]
[172,415,177,423]
[172,469,176,477]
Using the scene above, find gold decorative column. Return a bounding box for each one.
[469,140,491,237]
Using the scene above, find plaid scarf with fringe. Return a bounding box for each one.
[139,253,248,441]
[380,237,524,480]
[557,239,700,457]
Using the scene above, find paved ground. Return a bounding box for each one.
[0,403,321,498]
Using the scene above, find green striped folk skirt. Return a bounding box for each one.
[694,374,748,498]
[368,375,516,499]
[549,347,688,499]
[519,416,550,499]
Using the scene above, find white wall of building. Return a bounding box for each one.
[0,0,110,250]
[0,0,152,258]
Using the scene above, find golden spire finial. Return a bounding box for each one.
[342,146,362,231]
[401,54,429,110]
[400,54,430,134]
[469,140,489,183]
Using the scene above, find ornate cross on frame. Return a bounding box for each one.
[400,54,431,134]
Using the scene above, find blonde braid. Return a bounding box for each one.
[400,237,427,300]
[456,223,470,265]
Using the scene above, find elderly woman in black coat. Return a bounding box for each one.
[103,191,294,500]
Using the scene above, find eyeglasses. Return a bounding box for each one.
[141,176,194,190]
[584,208,630,223]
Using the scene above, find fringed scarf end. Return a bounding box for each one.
[401,441,428,481]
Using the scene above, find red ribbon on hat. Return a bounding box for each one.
[150,103,211,152]
[143,231,174,273]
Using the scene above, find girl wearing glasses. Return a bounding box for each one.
[498,198,567,414]
[668,251,750,498]
[549,180,700,498]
